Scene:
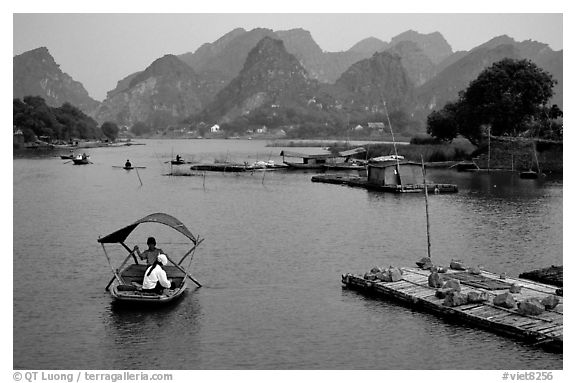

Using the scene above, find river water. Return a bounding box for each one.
[13,139,563,370]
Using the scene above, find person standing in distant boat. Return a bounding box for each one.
[125,159,132,168]
[142,254,173,294]
[176,154,181,162]
[133,236,165,265]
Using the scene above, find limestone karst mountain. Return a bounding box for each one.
[13,47,100,115]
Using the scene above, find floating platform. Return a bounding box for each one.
[190,163,249,172]
[342,267,562,351]
[519,266,563,287]
[311,174,458,193]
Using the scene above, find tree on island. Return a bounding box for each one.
[427,58,562,145]
[13,96,101,142]
[101,121,119,141]
[130,121,152,136]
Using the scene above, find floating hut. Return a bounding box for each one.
[281,147,366,170]
[312,158,458,193]
[280,150,335,169]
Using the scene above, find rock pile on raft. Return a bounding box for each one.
[364,266,403,282]
[413,257,561,315]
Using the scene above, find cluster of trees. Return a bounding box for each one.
[13,96,120,142]
[426,59,563,145]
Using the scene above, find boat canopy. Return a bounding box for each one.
[98,213,197,244]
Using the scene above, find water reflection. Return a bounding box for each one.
[101,292,202,369]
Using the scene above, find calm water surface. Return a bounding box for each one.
[13,139,563,369]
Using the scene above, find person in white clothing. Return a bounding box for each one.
[142,254,173,294]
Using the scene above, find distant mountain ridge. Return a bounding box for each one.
[199,37,320,123]
[13,47,100,115]
[13,30,563,132]
[333,51,415,113]
[416,36,563,114]
[95,54,205,127]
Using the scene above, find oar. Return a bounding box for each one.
[166,255,202,287]
[63,160,72,164]
[101,243,126,289]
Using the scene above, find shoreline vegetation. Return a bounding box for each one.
[266,137,475,163]
[13,135,562,173]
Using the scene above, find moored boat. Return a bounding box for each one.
[72,153,90,165]
[97,213,203,305]
[519,170,539,179]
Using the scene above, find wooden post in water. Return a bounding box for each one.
[421,156,431,259]
[135,166,143,187]
[487,126,491,173]
[533,140,541,174]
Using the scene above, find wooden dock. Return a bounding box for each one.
[342,267,562,351]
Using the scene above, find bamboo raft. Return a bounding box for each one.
[519,265,563,287]
[342,266,562,351]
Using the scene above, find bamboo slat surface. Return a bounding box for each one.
[343,266,562,351]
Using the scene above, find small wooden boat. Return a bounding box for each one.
[249,160,289,170]
[322,162,366,171]
[97,213,203,305]
[60,154,75,160]
[167,155,188,165]
[112,166,147,170]
[519,170,539,179]
[72,154,90,165]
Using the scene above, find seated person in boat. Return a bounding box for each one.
[133,236,166,265]
[125,159,132,168]
[142,254,174,294]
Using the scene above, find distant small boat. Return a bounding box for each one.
[60,154,74,160]
[171,159,187,165]
[250,160,288,170]
[519,170,539,179]
[72,154,90,165]
[112,165,147,170]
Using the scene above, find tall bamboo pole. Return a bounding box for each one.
[421,156,431,259]
[383,101,403,190]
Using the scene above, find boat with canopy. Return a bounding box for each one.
[97,213,203,305]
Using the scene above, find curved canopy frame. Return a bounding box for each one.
[98,213,197,245]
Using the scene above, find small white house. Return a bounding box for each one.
[210,124,220,133]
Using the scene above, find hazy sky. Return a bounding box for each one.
[12,9,564,101]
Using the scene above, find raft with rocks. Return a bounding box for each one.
[519,265,563,288]
[342,259,563,352]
